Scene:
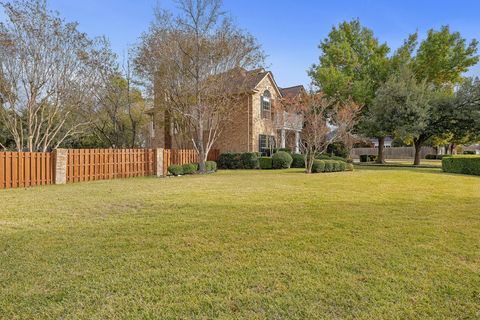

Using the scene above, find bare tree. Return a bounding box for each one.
[0,0,114,151]
[287,92,362,173]
[135,0,264,172]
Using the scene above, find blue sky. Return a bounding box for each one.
[1,0,479,87]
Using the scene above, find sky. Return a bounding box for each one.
[1,0,479,88]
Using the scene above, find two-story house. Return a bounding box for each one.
[147,68,304,155]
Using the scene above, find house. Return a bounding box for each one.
[370,137,394,148]
[147,68,305,155]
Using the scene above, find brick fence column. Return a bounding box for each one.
[54,148,68,184]
[156,148,164,177]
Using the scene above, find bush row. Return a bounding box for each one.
[167,161,217,176]
[442,156,480,176]
[311,160,353,173]
[219,151,299,170]
[218,152,260,169]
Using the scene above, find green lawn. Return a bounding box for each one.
[1,168,479,319]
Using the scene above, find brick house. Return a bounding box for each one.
[147,68,304,155]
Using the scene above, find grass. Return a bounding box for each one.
[1,167,479,319]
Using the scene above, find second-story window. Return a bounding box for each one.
[261,90,272,119]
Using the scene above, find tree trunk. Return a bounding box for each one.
[376,137,386,164]
[413,138,422,165]
[450,143,456,155]
[305,152,314,174]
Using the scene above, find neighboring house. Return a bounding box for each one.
[370,137,393,148]
[147,68,305,155]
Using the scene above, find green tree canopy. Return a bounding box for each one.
[308,19,390,107]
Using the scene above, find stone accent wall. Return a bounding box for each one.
[156,148,164,177]
[54,148,68,184]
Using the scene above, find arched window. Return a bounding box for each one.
[261,90,272,119]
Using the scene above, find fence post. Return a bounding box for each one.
[156,148,164,177]
[54,148,68,184]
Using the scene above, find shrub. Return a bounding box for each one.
[436,155,445,160]
[338,161,347,171]
[218,153,243,169]
[425,154,437,160]
[182,163,197,175]
[275,148,292,154]
[346,163,354,171]
[316,154,331,160]
[368,155,377,162]
[168,164,183,176]
[324,160,335,172]
[205,161,217,172]
[311,160,325,173]
[463,150,476,155]
[241,152,260,169]
[259,157,273,169]
[331,155,347,162]
[272,151,293,169]
[332,160,342,172]
[291,154,305,168]
[442,156,480,176]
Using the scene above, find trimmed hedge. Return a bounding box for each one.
[272,151,293,169]
[442,156,480,176]
[291,154,305,168]
[311,160,325,173]
[324,160,334,172]
[317,154,347,162]
[425,154,437,160]
[346,163,354,171]
[259,157,273,169]
[205,161,217,172]
[168,164,183,176]
[218,153,242,169]
[240,152,260,169]
[182,163,198,174]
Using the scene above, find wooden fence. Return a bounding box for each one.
[66,149,156,183]
[162,149,220,175]
[0,152,54,189]
[350,146,436,159]
[1,148,220,189]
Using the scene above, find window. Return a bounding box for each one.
[259,134,276,156]
[261,90,272,119]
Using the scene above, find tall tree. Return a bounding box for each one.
[308,19,390,162]
[406,26,479,164]
[369,65,432,165]
[0,0,114,151]
[135,0,264,172]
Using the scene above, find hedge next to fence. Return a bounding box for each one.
[168,161,217,176]
[442,156,480,176]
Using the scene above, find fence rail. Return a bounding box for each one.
[0,152,54,189]
[1,148,220,189]
[350,146,436,159]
